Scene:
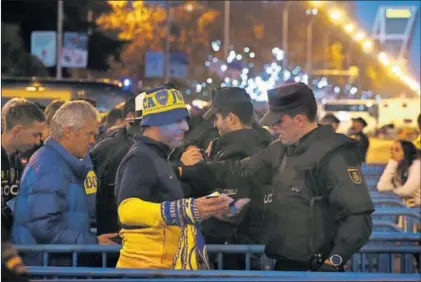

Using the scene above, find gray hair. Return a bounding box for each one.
[50,100,99,139]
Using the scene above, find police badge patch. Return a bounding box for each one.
[347,168,363,184]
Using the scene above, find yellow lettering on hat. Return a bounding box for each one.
[142,88,187,116]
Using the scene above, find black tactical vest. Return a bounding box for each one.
[263,133,356,262]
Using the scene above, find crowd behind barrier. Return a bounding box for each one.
[13,164,421,281]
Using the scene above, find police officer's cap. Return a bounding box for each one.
[203,87,252,120]
[352,117,368,128]
[259,82,317,126]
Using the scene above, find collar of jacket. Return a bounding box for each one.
[287,125,339,156]
[44,137,93,179]
[134,135,171,159]
[127,123,142,137]
[213,128,260,150]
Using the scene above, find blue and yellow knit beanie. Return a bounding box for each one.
[140,84,190,127]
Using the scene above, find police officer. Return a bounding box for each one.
[1,99,45,232]
[180,82,374,271]
[349,117,370,163]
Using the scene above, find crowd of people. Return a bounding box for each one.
[1,82,420,280]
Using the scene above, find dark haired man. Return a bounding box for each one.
[179,82,374,272]
[1,98,45,232]
[181,87,271,269]
[320,114,340,132]
[20,100,67,164]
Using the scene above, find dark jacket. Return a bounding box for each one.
[90,124,140,235]
[349,132,370,163]
[1,147,24,233]
[11,138,97,266]
[201,129,271,246]
[181,126,374,266]
[115,136,186,268]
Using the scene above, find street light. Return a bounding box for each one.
[282,1,294,70]
[344,23,354,33]
[185,3,193,12]
[223,1,230,59]
[306,14,317,80]
[354,31,365,41]
[391,65,403,76]
[309,1,324,7]
[329,9,342,22]
[362,40,373,53]
[56,0,64,79]
[378,52,390,66]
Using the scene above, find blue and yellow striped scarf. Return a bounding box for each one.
[161,199,210,270]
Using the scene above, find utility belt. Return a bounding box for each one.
[275,253,334,272]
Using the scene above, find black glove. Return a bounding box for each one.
[317,263,341,272]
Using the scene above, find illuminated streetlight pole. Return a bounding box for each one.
[164,1,173,83]
[223,1,230,59]
[282,1,293,70]
[56,0,63,79]
[306,17,316,81]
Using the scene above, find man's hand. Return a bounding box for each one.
[195,196,230,220]
[181,146,203,166]
[97,233,119,245]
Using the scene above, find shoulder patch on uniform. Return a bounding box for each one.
[347,168,363,184]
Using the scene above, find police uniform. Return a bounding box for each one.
[1,146,24,232]
[181,83,374,271]
[349,117,370,163]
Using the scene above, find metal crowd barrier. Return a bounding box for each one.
[361,165,385,176]
[28,267,421,282]
[373,199,406,208]
[374,208,421,233]
[16,232,420,273]
[373,220,404,232]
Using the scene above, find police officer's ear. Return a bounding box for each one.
[293,114,308,127]
[226,112,239,126]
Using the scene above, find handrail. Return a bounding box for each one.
[374,208,421,219]
[373,220,404,232]
[372,199,406,207]
[26,267,421,281]
[15,241,421,254]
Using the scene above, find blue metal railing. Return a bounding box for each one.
[373,199,406,208]
[27,267,421,282]
[373,220,404,232]
[16,233,421,272]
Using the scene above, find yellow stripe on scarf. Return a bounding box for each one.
[171,199,210,270]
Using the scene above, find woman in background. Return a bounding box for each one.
[377,140,420,271]
[377,140,420,207]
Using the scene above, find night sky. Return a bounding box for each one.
[354,1,420,80]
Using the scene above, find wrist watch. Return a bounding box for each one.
[329,254,343,267]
